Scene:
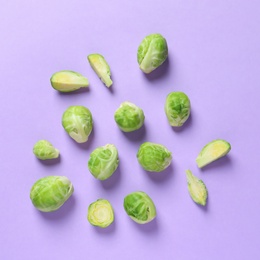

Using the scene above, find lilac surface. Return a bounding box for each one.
[0,1,260,259]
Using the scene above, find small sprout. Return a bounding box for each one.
[30,176,74,212]
[137,142,172,172]
[165,92,191,127]
[114,101,145,132]
[137,33,168,74]
[88,54,112,87]
[186,170,208,206]
[50,70,89,92]
[88,144,119,180]
[33,140,59,160]
[196,139,231,168]
[124,191,156,224]
[62,106,93,143]
[87,199,114,228]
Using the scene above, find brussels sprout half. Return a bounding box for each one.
[137,33,168,74]
[62,106,93,143]
[137,142,172,172]
[30,176,74,212]
[124,191,156,224]
[33,140,59,160]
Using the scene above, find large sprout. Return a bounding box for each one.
[30,176,74,212]
[62,106,93,143]
[88,144,119,180]
[124,191,156,224]
[165,92,191,127]
[137,142,172,172]
[114,102,145,132]
[33,140,59,160]
[87,199,114,228]
[137,33,168,74]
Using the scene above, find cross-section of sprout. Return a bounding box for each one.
[62,106,93,143]
[196,139,231,168]
[165,92,191,127]
[137,142,172,172]
[114,101,145,132]
[50,70,89,92]
[88,144,119,180]
[137,33,168,74]
[33,140,59,160]
[30,176,74,212]
[124,191,156,224]
[88,54,112,87]
[186,170,208,206]
[87,199,114,228]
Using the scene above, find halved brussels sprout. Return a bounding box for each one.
[124,191,156,224]
[88,54,112,87]
[165,92,191,127]
[33,140,59,160]
[88,144,119,180]
[137,142,172,172]
[114,102,145,132]
[186,170,208,206]
[137,33,168,74]
[30,176,74,212]
[87,199,114,228]
[196,139,231,168]
[50,70,89,92]
[62,106,93,143]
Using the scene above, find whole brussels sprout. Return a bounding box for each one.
[87,199,114,228]
[30,176,74,212]
[88,144,119,180]
[137,142,172,172]
[62,106,93,143]
[33,140,59,160]
[114,102,145,132]
[137,33,168,74]
[124,191,156,224]
[165,92,191,127]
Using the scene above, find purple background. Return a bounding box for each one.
[1,1,260,259]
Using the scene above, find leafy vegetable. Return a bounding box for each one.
[33,140,59,160]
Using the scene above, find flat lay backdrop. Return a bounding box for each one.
[1,1,260,259]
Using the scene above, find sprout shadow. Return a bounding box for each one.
[57,87,90,95]
[121,124,147,142]
[37,155,61,166]
[130,217,159,233]
[93,220,116,234]
[38,195,76,220]
[143,58,170,81]
[69,127,95,150]
[144,163,174,183]
[171,113,193,133]
[200,156,232,172]
[100,163,121,190]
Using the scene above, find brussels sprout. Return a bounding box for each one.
[196,139,231,168]
[137,33,168,74]
[186,170,208,206]
[114,102,145,132]
[33,140,59,160]
[165,92,191,127]
[137,142,172,172]
[87,199,114,228]
[62,106,93,143]
[88,54,112,88]
[88,144,119,180]
[50,70,89,92]
[30,176,74,212]
[124,191,156,224]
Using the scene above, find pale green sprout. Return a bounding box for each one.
[88,144,119,180]
[33,140,59,160]
[62,106,93,143]
[165,92,191,127]
[196,139,231,168]
[186,170,208,206]
[88,54,113,87]
[87,199,114,228]
[137,142,172,172]
[50,70,89,92]
[124,191,156,224]
[137,33,168,74]
[114,102,145,132]
[30,176,74,212]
